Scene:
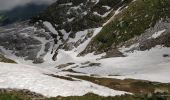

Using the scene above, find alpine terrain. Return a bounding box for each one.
[0,0,170,99]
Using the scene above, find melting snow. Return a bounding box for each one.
[43,21,58,35]
[103,7,123,26]
[93,10,112,18]
[73,46,170,83]
[151,29,166,38]
[0,62,127,97]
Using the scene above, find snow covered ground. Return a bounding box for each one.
[72,46,170,83]
[0,62,127,97]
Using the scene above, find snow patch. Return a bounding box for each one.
[73,46,170,83]
[0,62,127,97]
[151,29,166,38]
[43,21,58,35]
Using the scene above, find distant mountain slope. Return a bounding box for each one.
[0,3,48,26]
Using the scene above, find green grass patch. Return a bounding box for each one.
[0,92,30,100]
[1,92,168,100]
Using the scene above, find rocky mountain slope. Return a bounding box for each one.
[82,0,170,54]
[0,0,170,98]
[0,0,134,63]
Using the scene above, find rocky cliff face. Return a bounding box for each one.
[0,21,53,63]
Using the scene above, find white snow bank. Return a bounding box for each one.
[93,10,112,18]
[151,29,166,38]
[0,62,127,97]
[103,7,123,26]
[73,46,170,83]
[43,21,58,35]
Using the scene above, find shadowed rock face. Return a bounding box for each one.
[0,21,53,63]
[116,18,170,52]
[31,0,130,35]
[29,0,132,57]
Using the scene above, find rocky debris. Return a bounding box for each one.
[45,74,76,81]
[101,49,125,59]
[56,62,75,69]
[163,54,170,57]
[71,65,80,68]
[138,33,170,51]
[81,61,91,65]
[80,62,101,68]
[63,69,85,74]
[63,29,94,51]
[74,30,94,47]
[89,63,101,66]
[154,88,169,94]
[120,19,170,52]
[33,58,45,64]
[52,52,58,61]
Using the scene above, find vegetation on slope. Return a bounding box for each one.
[0,54,16,63]
[83,0,170,53]
[47,93,169,100]
[0,89,170,100]
[0,89,44,100]
[0,92,30,100]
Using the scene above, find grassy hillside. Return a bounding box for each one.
[0,92,30,100]
[0,91,169,100]
[84,0,170,53]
